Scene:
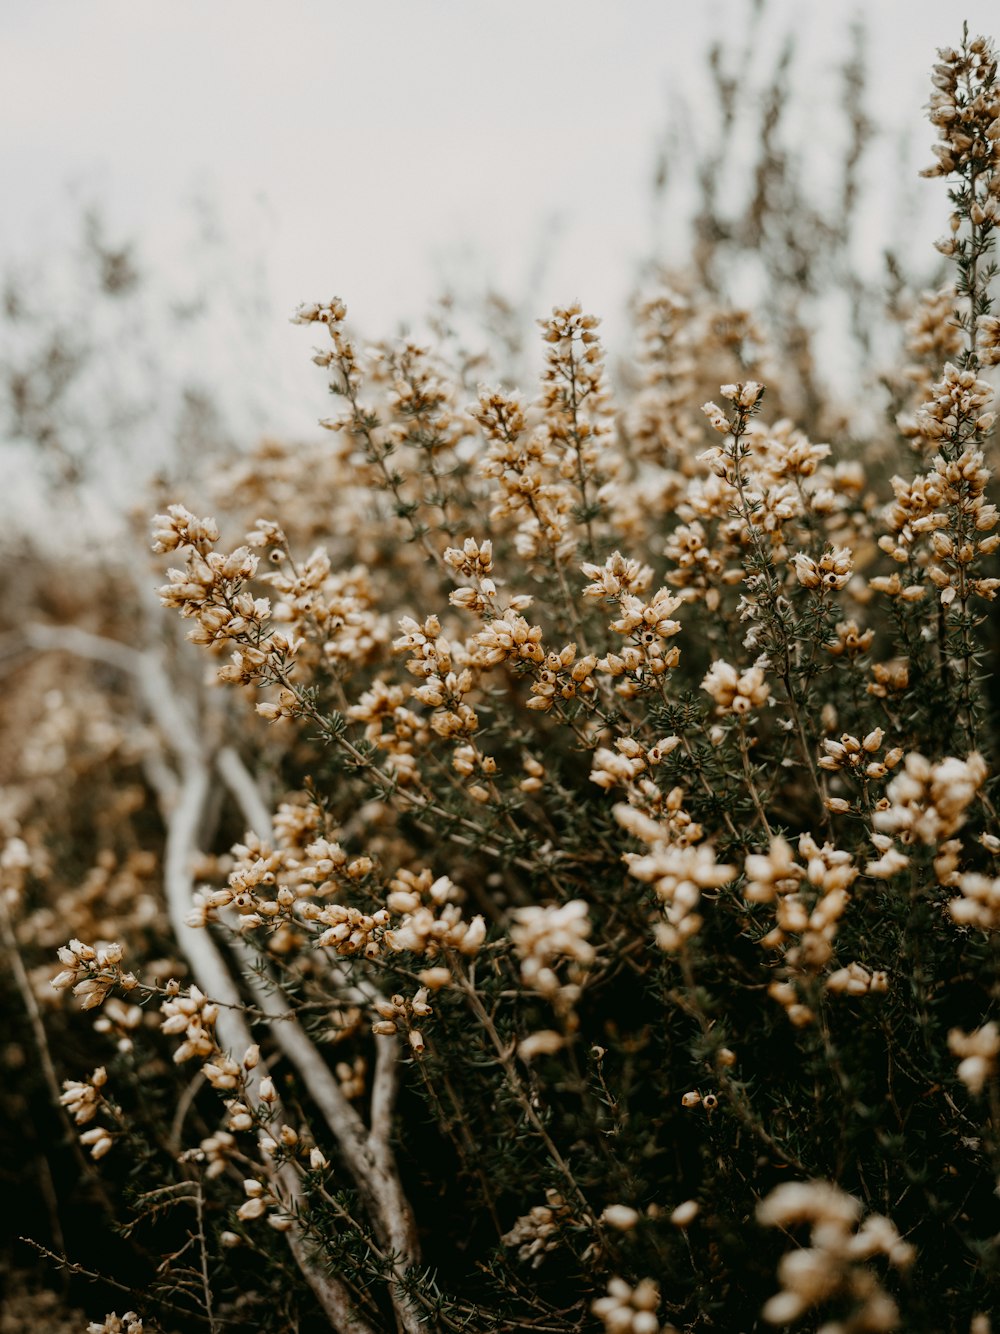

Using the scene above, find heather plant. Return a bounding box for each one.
[4,24,1000,1334]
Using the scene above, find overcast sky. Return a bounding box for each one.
[4,0,999,482]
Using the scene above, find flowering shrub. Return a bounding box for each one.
[4,24,1000,1334]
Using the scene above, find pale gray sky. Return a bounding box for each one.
[2,0,998,504]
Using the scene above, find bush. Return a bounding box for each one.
[4,23,1000,1334]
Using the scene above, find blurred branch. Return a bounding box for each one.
[21,622,376,1334]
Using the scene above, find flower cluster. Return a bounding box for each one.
[877,432,1000,608]
[924,34,1000,187]
[948,1023,1000,1095]
[86,1314,143,1334]
[701,661,770,716]
[873,752,987,846]
[51,938,137,1011]
[381,869,487,960]
[501,1190,570,1268]
[371,988,433,1054]
[60,1065,116,1160]
[757,1180,914,1331]
[237,1175,289,1229]
[510,900,595,1006]
[591,1277,664,1334]
[950,871,1000,929]
[746,835,856,937]
[160,983,220,1065]
[792,546,853,592]
[825,961,889,997]
[617,805,736,953]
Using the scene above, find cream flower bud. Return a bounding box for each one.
[671,1199,700,1227]
[601,1204,640,1231]
[518,1030,564,1061]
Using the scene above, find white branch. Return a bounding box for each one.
[157,729,372,1332]
[216,742,422,1332]
[24,625,373,1333]
[216,745,274,838]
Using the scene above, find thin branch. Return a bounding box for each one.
[193,1180,218,1334]
[215,740,423,1334]
[369,1035,400,1155]
[0,886,111,1207]
[216,745,274,837]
